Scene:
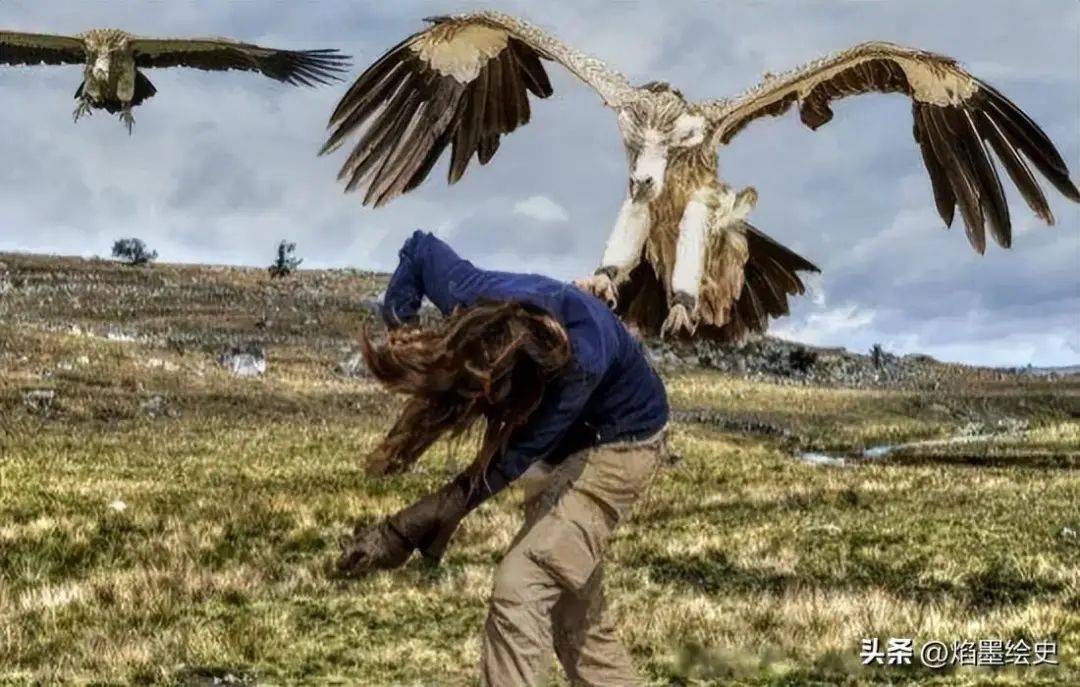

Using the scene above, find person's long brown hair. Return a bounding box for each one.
[360,301,571,484]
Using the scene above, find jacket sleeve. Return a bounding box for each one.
[381,232,426,328]
[382,230,482,326]
[470,363,602,502]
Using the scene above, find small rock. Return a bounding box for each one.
[140,394,170,417]
[76,355,90,366]
[22,389,55,413]
[997,417,1028,434]
[795,451,847,468]
[806,523,843,535]
[143,357,179,372]
[219,344,266,377]
[358,298,381,315]
[957,421,986,437]
[108,499,127,513]
[105,329,136,342]
[1061,527,1077,539]
[337,351,370,379]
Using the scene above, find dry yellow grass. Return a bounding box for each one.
[1,254,1077,685]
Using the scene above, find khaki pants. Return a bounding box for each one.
[481,434,665,686]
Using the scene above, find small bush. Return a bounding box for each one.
[111,238,157,266]
[268,240,303,279]
[787,347,818,373]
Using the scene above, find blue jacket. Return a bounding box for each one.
[382,231,669,489]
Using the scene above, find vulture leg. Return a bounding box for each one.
[664,189,713,338]
[665,185,756,339]
[72,84,93,123]
[118,104,135,134]
[576,195,652,309]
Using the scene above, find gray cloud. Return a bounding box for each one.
[0,0,1076,365]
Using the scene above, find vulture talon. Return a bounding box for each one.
[119,107,135,134]
[661,302,697,339]
[573,273,618,310]
[72,98,93,123]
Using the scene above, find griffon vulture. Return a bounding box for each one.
[0,28,350,131]
[321,12,1078,340]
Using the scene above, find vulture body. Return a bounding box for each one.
[322,12,1079,341]
[0,28,349,131]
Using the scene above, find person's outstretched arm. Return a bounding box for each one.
[381,230,482,327]
[381,234,425,327]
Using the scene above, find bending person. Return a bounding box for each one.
[338,230,669,686]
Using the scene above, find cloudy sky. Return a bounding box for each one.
[1,1,1077,366]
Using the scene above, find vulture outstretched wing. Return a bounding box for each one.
[130,37,349,86]
[321,11,635,207]
[0,31,85,66]
[706,42,1079,254]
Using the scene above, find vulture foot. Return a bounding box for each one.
[662,300,698,339]
[118,107,135,134]
[573,273,618,309]
[72,99,93,123]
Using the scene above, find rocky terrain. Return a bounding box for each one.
[2,252,1065,391]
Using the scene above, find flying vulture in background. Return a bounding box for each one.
[0,28,350,131]
[321,11,1078,341]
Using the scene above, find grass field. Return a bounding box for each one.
[1,254,1078,685]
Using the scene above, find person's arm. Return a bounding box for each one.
[381,230,485,326]
[381,231,426,327]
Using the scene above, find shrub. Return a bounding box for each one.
[111,238,158,266]
[268,240,303,279]
[870,344,886,369]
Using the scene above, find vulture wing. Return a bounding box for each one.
[0,31,85,66]
[130,37,348,86]
[705,42,1079,253]
[321,11,635,207]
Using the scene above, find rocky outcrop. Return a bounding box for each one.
[644,335,978,388]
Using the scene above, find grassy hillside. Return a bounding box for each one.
[1,253,1077,685]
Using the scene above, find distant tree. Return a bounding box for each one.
[111,238,158,266]
[268,240,303,279]
[870,343,886,369]
[787,347,818,374]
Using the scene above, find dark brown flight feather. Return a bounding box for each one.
[323,18,557,207]
[0,31,85,66]
[131,39,349,86]
[716,46,1079,255]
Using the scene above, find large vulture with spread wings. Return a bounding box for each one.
[0,28,349,131]
[322,11,1078,341]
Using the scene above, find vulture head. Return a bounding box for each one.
[83,29,129,80]
[618,82,708,202]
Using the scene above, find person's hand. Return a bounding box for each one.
[573,273,618,309]
[335,475,473,577]
[336,521,415,577]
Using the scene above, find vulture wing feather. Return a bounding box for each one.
[707,42,1078,253]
